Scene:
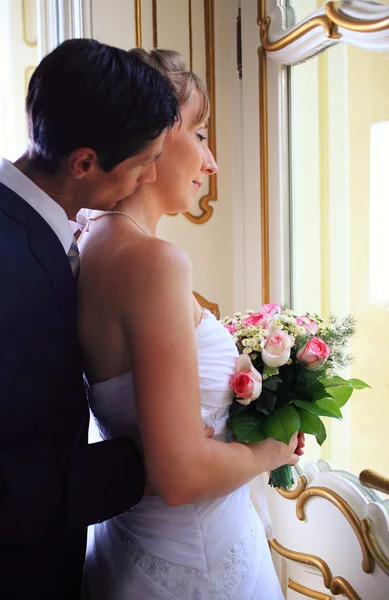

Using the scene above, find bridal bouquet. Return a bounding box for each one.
[222,304,369,489]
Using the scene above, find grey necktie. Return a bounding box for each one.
[67,235,80,278]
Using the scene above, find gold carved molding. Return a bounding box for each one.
[185,0,217,225]
[134,0,142,47]
[296,486,374,574]
[271,539,361,600]
[24,66,35,97]
[276,475,307,499]
[330,576,361,600]
[288,579,331,600]
[260,15,340,53]
[152,0,158,47]
[270,538,332,587]
[134,0,217,225]
[326,1,389,33]
[193,291,220,319]
[359,468,389,496]
[258,0,269,302]
[22,0,37,47]
[361,518,389,577]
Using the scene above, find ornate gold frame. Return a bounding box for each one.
[22,0,38,47]
[134,0,217,225]
[272,472,389,596]
[134,0,142,47]
[193,291,220,319]
[296,487,374,573]
[271,538,361,599]
[288,578,331,600]
[152,0,158,47]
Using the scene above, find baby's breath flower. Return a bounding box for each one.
[234,312,242,317]
[246,309,254,314]
[253,344,261,351]
[241,339,250,347]
[243,347,253,354]
[297,326,306,335]
[251,353,258,360]
[286,358,292,365]
[247,325,257,332]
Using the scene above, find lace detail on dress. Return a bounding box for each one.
[116,504,257,600]
[200,405,229,431]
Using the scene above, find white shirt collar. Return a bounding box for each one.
[0,158,74,254]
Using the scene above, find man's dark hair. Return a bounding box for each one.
[26,39,179,173]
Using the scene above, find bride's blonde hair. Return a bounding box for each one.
[130,48,210,126]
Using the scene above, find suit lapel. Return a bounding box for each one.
[0,183,77,333]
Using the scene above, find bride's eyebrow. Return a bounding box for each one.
[193,120,208,129]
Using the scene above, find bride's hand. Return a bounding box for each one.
[248,431,303,473]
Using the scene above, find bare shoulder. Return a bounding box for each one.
[118,236,192,282]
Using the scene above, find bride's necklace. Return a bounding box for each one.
[86,210,149,235]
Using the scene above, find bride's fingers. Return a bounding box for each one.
[204,426,215,439]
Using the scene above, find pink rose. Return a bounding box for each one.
[261,303,282,315]
[296,316,319,335]
[224,323,237,335]
[260,328,295,368]
[230,355,262,406]
[242,312,269,329]
[296,337,330,368]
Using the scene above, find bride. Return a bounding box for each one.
[79,49,303,600]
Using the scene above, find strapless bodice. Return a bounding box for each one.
[88,310,239,447]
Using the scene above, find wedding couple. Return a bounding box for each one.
[0,39,304,599]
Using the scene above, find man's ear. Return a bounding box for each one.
[68,148,99,179]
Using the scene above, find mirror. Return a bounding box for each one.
[289,40,389,480]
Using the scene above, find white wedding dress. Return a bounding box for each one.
[83,310,284,600]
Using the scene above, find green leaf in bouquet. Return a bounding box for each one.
[263,365,280,379]
[230,409,267,443]
[263,376,283,392]
[307,381,332,402]
[315,398,343,419]
[256,389,277,416]
[298,408,322,437]
[326,385,353,408]
[265,405,300,445]
[293,398,342,419]
[348,378,371,390]
[319,375,349,387]
[316,418,327,445]
[297,409,327,445]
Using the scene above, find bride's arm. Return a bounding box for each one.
[123,241,299,506]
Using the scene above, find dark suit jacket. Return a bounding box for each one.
[0,183,144,599]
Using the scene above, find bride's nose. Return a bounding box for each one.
[202,146,218,175]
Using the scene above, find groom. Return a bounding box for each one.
[0,39,178,600]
